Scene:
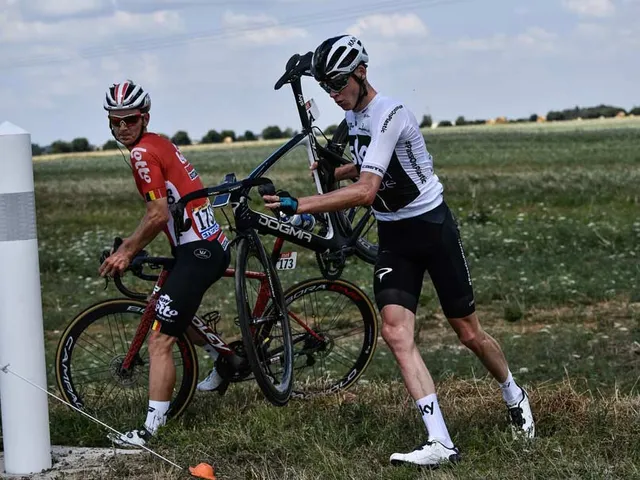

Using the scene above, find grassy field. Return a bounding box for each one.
[5,120,640,478]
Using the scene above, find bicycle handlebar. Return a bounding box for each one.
[176,176,273,209]
[100,239,172,299]
[169,176,274,235]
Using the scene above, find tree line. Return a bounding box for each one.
[32,125,301,156]
[417,104,640,128]
[31,104,640,156]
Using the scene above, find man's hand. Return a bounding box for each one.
[99,244,132,277]
[263,190,299,216]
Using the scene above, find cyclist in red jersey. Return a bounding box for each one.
[98,80,230,446]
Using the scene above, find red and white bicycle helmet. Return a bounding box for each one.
[103,80,151,112]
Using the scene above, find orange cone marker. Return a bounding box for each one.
[189,462,216,480]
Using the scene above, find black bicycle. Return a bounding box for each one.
[228,50,379,280]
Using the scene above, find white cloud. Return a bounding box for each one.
[221,11,307,46]
[347,13,428,39]
[0,9,184,44]
[239,26,308,45]
[562,0,615,17]
[452,27,557,53]
[100,53,162,89]
[22,0,112,17]
[222,11,277,27]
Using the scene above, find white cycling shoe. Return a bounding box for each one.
[197,368,224,392]
[507,386,535,439]
[390,440,461,467]
[108,427,152,448]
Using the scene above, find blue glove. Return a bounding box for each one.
[277,190,299,216]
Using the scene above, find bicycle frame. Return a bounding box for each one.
[237,133,375,253]
[175,72,374,260]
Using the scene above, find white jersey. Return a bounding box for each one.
[345,94,443,221]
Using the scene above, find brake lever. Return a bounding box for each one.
[258,183,283,219]
[100,236,123,289]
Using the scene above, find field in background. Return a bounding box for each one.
[34,115,640,162]
[8,120,640,478]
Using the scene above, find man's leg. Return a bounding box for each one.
[381,305,452,442]
[375,217,461,466]
[148,329,177,400]
[428,204,534,438]
[447,312,509,383]
[145,329,177,434]
[447,312,535,438]
[108,324,177,447]
[110,240,229,447]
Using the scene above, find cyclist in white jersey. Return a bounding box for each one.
[263,35,534,467]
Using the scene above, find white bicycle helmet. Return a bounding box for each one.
[103,80,151,112]
[311,35,369,82]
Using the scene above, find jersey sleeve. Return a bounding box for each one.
[130,147,167,202]
[360,104,407,178]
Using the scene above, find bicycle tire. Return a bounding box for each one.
[55,299,199,424]
[329,119,379,264]
[283,278,378,398]
[235,230,294,406]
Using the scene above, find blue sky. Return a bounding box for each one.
[0,0,638,146]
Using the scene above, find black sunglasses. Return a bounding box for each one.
[319,73,351,94]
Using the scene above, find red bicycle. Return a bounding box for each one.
[55,180,378,426]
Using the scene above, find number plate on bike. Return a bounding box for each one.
[305,98,320,124]
[276,252,297,270]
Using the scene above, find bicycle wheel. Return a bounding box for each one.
[235,230,293,406]
[328,119,378,264]
[284,278,378,398]
[55,299,199,425]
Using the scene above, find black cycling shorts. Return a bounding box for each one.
[373,202,475,319]
[151,238,230,337]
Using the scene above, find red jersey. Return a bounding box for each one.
[130,133,225,247]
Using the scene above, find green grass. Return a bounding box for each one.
[6,122,640,478]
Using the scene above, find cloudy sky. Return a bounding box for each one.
[0,0,638,146]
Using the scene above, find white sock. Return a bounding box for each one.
[416,394,454,449]
[499,370,523,405]
[203,344,219,361]
[145,400,170,434]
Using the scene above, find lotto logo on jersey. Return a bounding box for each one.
[131,147,151,183]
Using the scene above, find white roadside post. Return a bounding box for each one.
[0,121,52,474]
